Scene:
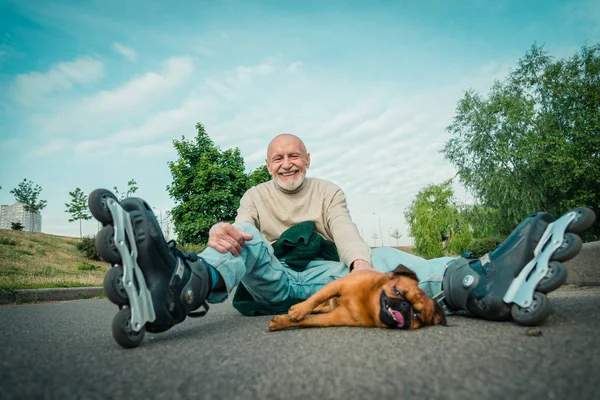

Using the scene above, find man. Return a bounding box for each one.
[202,133,383,311]
[96,133,594,339]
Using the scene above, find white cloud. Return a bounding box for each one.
[10,56,104,107]
[85,56,192,114]
[207,60,277,99]
[74,96,211,156]
[42,55,194,136]
[29,139,70,156]
[113,42,138,62]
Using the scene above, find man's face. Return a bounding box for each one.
[266,135,310,191]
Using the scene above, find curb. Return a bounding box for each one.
[563,241,600,286]
[0,287,104,305]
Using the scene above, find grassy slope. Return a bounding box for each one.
[0,230,110,290]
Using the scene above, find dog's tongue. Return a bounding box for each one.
[391,309,405,328]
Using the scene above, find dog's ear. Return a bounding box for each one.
[432,302,447,326]
[391,264,419,282]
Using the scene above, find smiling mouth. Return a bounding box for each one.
[380,292,408,329]
[279,171,298,177]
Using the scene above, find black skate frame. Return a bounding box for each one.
[106,198,156,332]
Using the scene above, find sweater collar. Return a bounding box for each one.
[273,176,309,194]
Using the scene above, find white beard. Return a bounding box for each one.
[274,170,306,191]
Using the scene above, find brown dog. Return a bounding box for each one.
[268,264,446,331]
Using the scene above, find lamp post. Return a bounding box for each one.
[373,212,384,247]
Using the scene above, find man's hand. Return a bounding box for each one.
[207,222,253,256]
[350,259,376,273]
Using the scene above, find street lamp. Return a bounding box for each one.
[373,212,384,247]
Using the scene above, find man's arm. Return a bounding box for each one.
[325,188,375,272]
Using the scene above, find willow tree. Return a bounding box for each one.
[404,180,473,259]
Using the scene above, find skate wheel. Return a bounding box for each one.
[551,233,582,262]
[88,189,118,225]
[112,307,145,348]
[103,265,128,305]
[511,292,552,326]
[96,225,121,264]
[566,207,596,234]
[536,261,567,294]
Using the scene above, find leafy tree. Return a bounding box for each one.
[442,43,600,238]
[113,179,139,201]
[404,179,473,259]
[390,228,402,246]
[167,123,255,244]
[248,165,272,187]
[10,179,47,232]
[65,187,92,238]
[458,204,503,240]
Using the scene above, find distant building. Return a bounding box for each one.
[0,203,42,232]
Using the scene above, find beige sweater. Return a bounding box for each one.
[234,177,371,268]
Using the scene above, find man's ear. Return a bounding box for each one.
[305,153,310,169]
[265,159,273,175]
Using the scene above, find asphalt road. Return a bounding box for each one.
[1,286,599,400]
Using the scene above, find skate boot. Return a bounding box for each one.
[88,189,212,348]
[438,207,596,326]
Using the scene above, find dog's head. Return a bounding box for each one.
[378,264,446,329]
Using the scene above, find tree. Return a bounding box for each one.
[442,42,600,239]
[113,179,139,201]
[248,165,272,187]
[167,123,271,244]
[10,179,47,232]
[65,187,92,238]
[390,228,402,246]
[404,179,473,259]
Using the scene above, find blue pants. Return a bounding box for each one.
[203,223,456,305]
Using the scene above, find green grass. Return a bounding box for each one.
[0,230,110,291]
[0,237,18,246]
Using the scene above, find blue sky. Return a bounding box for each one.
[0,0,598,244]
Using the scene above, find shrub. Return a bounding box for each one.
[78,262,102,271]
[77,236,101,261]
[0,237,18,246]
[177,242,207,255]
[11,222,24,231]
[465,237,502,258]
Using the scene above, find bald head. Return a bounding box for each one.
[267,134,307,160]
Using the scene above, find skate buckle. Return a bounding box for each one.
[106,199,156,332]
[462,275,475,288]
[503,211,577,308]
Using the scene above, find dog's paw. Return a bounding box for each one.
[288,303,311,321]
[268,315,289,331]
